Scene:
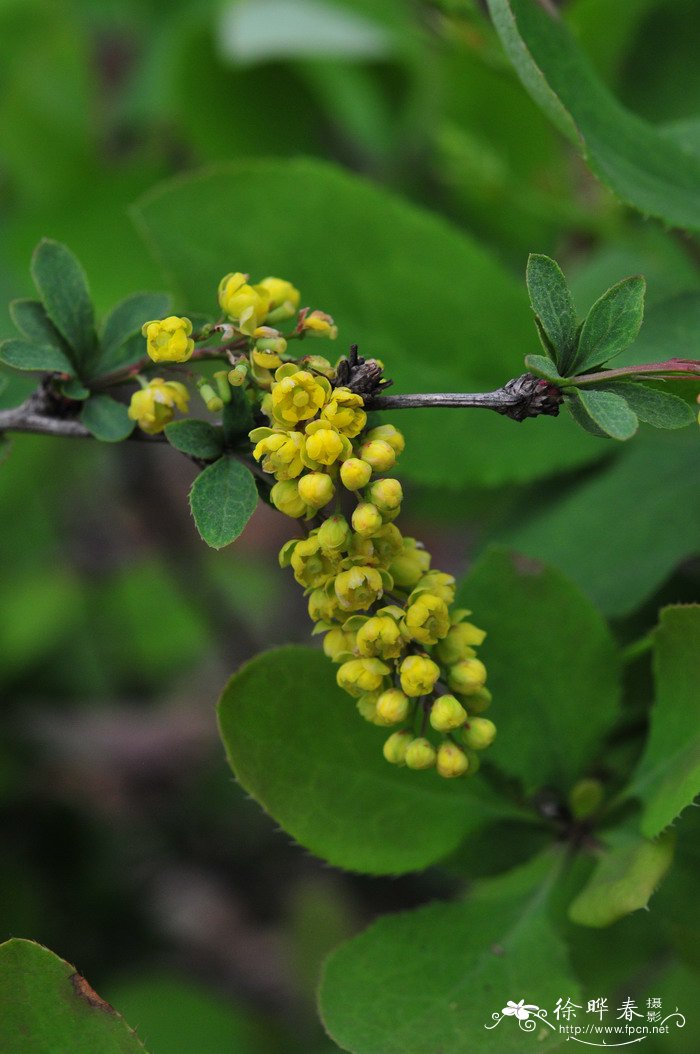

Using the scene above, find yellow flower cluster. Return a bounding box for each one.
[257,367,495,778]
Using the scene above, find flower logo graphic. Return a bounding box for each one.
[502,999,539,1021]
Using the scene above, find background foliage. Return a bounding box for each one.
[0,1,698,1051]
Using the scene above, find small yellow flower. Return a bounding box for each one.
[358,439,396,473]
[271,369,329,426]
[435,621,486,665]
[340,457,373,491]
[368,478,403,514]
[352,502,383,538]
[317,515,351,552]
[270,479,307,518]
[334,565,384,611]
[405,737,436,770]
[356,616,404,660]
[436,742,469,779]
[371,524,404,566]
[462,717,497,750]
[257,277,300,321]
[301,309,338,339]
[448,657,487,696]
[290,535,340,588]
[252,338,287,370]
[375,688,410,725]
[141,316,194,363]
[297,471,335,509]
[399,654,440,697]
[363,424,405,456]
[128,378,189,434]
[413,571,456,605]
[304,421,346,466]
[429,694,467,732]
[323,627,356,662]
[252,430,305,480]
[321,388,367,437]
[383,730,411,765]
[404,593,450,646]
[218,272,270,335]
[336,657,390,697]
[389,538,431,588]
[307,588,337,622]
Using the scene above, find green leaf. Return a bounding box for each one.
[319,852,579,1054]
[494,431,700,618]
[631,606,700,838]
[0,939,149,1053]
[189,456,257,549]
[574,275,646,373]
[79,395,135,442]
[132,159,602,488]
[30,239,96,375]
[526,254,577,371]
[523,353,562,381]
[487,0,700,232]
[61,378,91,400]
[218,646,520,875]
[592,381,695,429]
[0,338,75,375]
[97,292,171,372]
[458,548,620,792]
[164,419,224,461]
[568,828,675,928]
[570,388,639,440]
[9,298,67,349]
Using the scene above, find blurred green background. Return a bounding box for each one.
[1,1,699,1051]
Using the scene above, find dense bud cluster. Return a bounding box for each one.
[130,271,495,774]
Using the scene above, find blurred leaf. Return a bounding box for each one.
[0,939,148,1053]
[653,806,700,972]
[458,548,620,792]
[592,382,694,429]
[97,292,171,373]
[526,254,577,370]
[0,568,82,681]
[570,388,639,441]
[319,852,578,1054]
[105,974,270,1054]
[222,388,254,447]
[631,606,700,838]
[218,646,521,874]
[80,395,135,443]
[218,0,393,64]
[573,275,646,373]
[0,338,75,375]
[568,827,675,928]
[618,290,700,367]
[189,456,257,548]
[31,239,96,375]
[487,0,700,231]
[495,432,700,617]
[164,419,224,460]
[9,299,68,349]
[133,159,602,487]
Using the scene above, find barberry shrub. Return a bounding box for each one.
[0,2,699,1051]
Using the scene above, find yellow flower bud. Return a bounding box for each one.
[364,424,405,456]
[462,717,496,750]
[128,378,189,434]
[141,316,194,364]
[429,694,467,732]
[405,737,436,770]
[404,593,450,646]
[358,439,396,473]
[436,742,469,779]
[270,479,307,518]
[399,655,440,697]
[271,369,330,426]
[367,477,403,513]
[257,277,300,321]
[301,309,338,339]
[297,471,335,509]
[228,363,248,387]
[307,588,337,622]
[448,657,487,696]
[467,687,492,714]
[336,657,390,697]
[375,688,410,725]
[435,622,487,665]
[301,355,335,378]
[218,273,270,335]
[323,627,356,662]
[383,730,411,765]
[253,430,305,480]
[321,388,366,437]
[412,571,456,605]
[304,423,345,466]
[356,616,404,660]
[340,457,373,491]
[197,382,223,413]
[352,502,383,538]
[357,693,384,725]
[388,538,431,588]
[334,565,384,611]
[317,515,351,552]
